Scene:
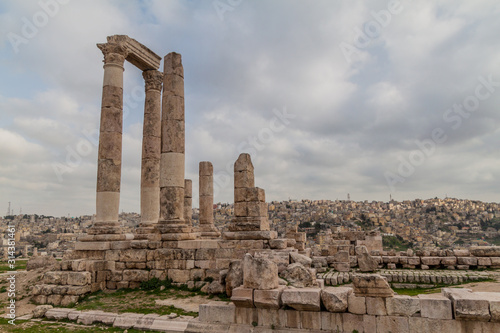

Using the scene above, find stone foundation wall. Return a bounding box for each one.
[32,237,305,306]
[192,287,500,333]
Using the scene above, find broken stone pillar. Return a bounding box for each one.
[198,161,220,238]
[184,179,192,227]
[135,69,163,240]
[33,247,38,257]
[223,153,276,240]
[156,52,194,241]
[91,41,128,236]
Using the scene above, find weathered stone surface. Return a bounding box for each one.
[61,295,79,307]
[253,286,285,309]
[366,296,387,315]
[123,269,149,282]
[74,241,111,251]
[441,257,457,265]
[223,230,276,240]
[421,257,441,266]
[133,313,159,330]
[207,281,226,295]
[352,274,394,297]
[77,310,107,325]
[301,310,322,330]
[342,313,364,333]
[281,288,321,311]
[33,305,53,318]
[321,312,343,331]
[113,312,144,329]
[443,288,491,321]
[386,295,420,316]
[269,239,287,250]
[27,256,58,271]
[356,245,378,272]
[199,302,235,324]
[418,294,453,320]
[348,293,366,315]
[290,252,312,267]
[231,287,254,308]
[242,254,278,290]
[409,317,463,333]
[321,287,352,313]
[225,260,243,297]
[453,249,470,256]
[279,263,315,288]
[333,262,351,272]
[151,316,189,331]
[377,315,409,333]
[67,272,92,286]
[45,308,73,320]
[470,246,500,257]
[473,292,500,322]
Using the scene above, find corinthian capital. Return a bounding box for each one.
[143,70,163,91]
[97,42,128,66]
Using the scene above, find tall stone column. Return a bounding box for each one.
[199,161,220,238]
[184,179,193,227]
[91,41,128,235]
[157,52,195,241]
[136,70,163,240]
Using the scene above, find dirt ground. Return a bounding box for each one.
[0,267,47,317]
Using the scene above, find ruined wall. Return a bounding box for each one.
[192,287,500,333]
[31,236,306,306]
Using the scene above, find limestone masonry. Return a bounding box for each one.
[30,35,500,332]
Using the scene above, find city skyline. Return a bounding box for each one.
[1,1,499,217]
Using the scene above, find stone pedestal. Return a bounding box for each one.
[199,161,220,238]
[135,70,163,241]
[224,154,274,240]
[156,52,194,241]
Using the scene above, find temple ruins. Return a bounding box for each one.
[30,35,500,332]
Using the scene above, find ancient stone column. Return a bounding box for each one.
[136,69,163,239]
[184,179,192,227]
[199,161,220,238]
[91,41,128,235]
[224,153,276,240]
[157,53,194,241]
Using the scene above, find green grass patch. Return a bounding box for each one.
[73,284,208,317]
[0,260,27,272]
[393,287,441,296]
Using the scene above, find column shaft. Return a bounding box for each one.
[140,70,163,226]
[199,161,220,238]
[93,42,128,235]
[157,52,194,241]
[184,179,193,227]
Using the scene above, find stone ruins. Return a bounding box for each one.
[31,35,500,332]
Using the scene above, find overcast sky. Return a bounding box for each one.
[0,0,499,217]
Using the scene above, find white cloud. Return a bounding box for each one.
[0,0,499,216]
